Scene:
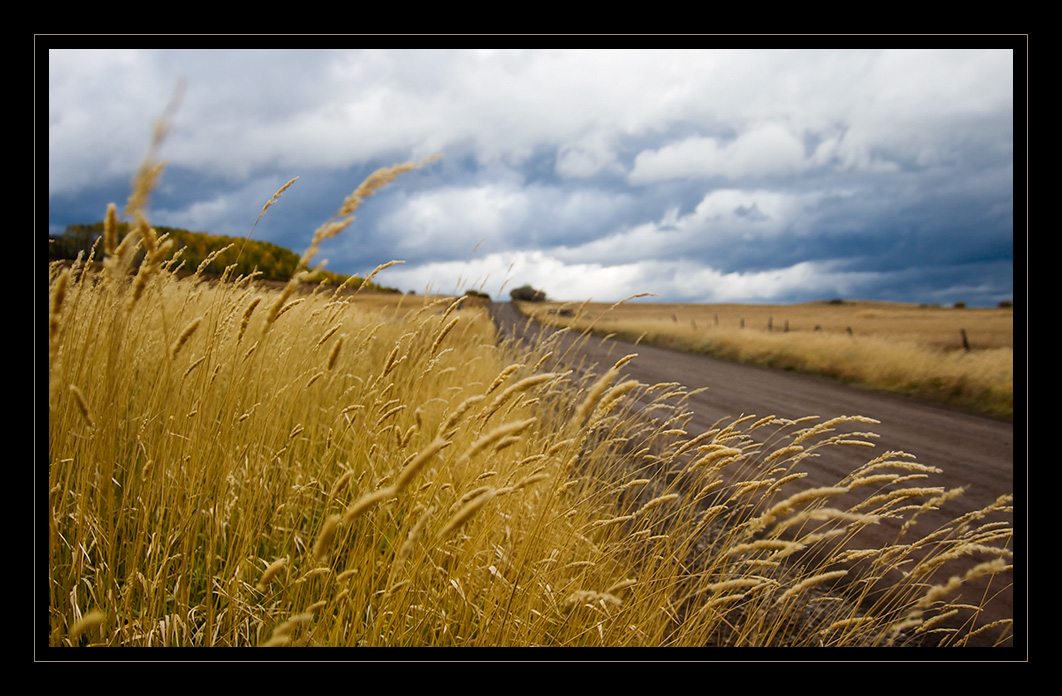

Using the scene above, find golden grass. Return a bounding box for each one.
[44,122,1014,649]
[518,300,1014,419]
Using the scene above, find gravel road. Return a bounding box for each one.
[489,301,1021,649]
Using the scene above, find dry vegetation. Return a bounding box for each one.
[44,119,1014,650]
[518,300,1014,419]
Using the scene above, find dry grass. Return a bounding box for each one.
[518,300,1014,419]
[43,123,1014,650]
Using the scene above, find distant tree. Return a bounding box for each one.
[509,284,546,302]
[49,222,115,263]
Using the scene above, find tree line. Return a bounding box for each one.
[49,221,400,292]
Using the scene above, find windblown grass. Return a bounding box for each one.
[44,122,1013,649]
[519,301,1014,419]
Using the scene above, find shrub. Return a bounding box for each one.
[510,284,547,302]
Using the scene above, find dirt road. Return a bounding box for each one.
[489,301,1020,648]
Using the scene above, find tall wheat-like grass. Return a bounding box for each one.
[522,302,1014,419]
[45,121,1014,650]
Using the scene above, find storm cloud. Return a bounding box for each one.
[46,46,1018,306]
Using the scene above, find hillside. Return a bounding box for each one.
[48,221,401,292]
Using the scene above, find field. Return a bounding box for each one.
[43,128,1014,650]
[516,299,1015,419]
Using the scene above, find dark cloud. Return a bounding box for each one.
[47,47,1018,306]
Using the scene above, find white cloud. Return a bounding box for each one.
[153,174,299,238]
[380,249,640,300]
[49,48,1013,191]
[628,122,808,183]
[159,195,236,235]
[383,184,533,260]
[380,249,883,305]
[682,188,805,233]
[553,187,816,268]
[555,132,624,179]
[640,259,878,303]
[372,179,636,265]
[553,221,683,266]
[48,49,174,193]
[47,47,1015,307]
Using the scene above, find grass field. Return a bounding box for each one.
[43,123,1014,649]
[516,299,1014,419]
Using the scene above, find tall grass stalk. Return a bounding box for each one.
[45,130,1012,649]
[521,302,1014,419]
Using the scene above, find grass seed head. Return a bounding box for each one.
[257,557,289,591]
[312,514,341,563]
[69,384,94,427]
[68,610,106,644]
[438,488,495,540]
[393,438,450,493]
[170,315,203,359]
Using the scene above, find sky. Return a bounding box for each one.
[45,47,1019,307]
